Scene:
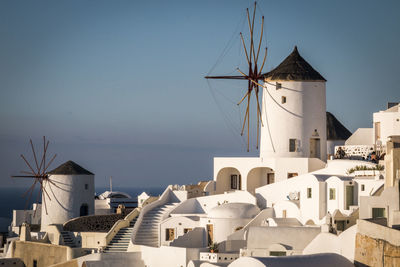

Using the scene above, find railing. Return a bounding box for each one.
[130,187,173,247]
[104,208,140,246]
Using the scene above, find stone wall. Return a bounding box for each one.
[355,233,400,267]
[63,214,124,232]
[354,219,400,267]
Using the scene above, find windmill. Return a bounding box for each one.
[205,1,267,152]
[11,136,59,216]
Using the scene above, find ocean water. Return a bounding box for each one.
[0,187,164,220]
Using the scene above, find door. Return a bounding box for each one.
[207,224,214,246]
[310,138,321,159]
[345,186,354,210]
[282,210,287,218]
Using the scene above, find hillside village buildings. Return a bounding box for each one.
[1,47,399,267]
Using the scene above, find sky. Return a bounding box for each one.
[1,0,399,189]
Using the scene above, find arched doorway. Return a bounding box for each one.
[80,203,89,216]
[246,167,274,194]
[215,167,242,194]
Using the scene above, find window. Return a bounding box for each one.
[329,188,336,200]
[166,228,175,241]
[276,82,282,90]
[270,251,286,256]
[287,173,298,178]
[85,184,88,190]
[289,139,300,152]
[231,175,238,189]
[289,139,296,152]
[372,208,386,218]
[230,174,241,190]
[183,228,192,234]
[361,184,365,191]
[281,96,286,104]
[307,188,312,198]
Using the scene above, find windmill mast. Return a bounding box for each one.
[110,176,113,192]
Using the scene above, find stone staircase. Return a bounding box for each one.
[61,231,76,248]
[134,203,179,247]
[104,218,137,253]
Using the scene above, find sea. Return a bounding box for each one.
[0,186,164,221]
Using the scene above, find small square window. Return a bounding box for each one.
[361,184,365,191]
[307,188,312,198]
[281,96,286,104]
[85,184,88,190]
[289,139,296,152]
[276,82,282,90]
[329,188,336,200]
[287,173,298,178]
[165,228,175,241]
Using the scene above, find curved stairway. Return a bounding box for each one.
[134,203,179,247]
[61,231,76,248]
[104,218,137,252]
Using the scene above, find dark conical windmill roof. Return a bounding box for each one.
[263,46,326,81]
[48,160,94,175]
[326,112,352,140]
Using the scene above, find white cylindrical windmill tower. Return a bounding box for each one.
[260,46,327,161]
[41,160,95,230]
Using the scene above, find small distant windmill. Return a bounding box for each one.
[205,1,267,152]
[11,136,59,216]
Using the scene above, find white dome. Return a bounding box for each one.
[208,203,260,219]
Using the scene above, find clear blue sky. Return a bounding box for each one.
[1,0,399,189]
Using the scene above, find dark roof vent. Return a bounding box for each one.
[263,46,326,81]
[48,160,94,175]
[326,112,352,140]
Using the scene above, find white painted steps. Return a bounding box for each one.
[104,218,137,253]
[133,203,179,247]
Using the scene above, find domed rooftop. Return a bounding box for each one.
[208,203,260,219]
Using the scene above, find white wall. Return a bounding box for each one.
[255,174,325,224]
[41,174,95,230]
[345,128,373,146]
[160,216,200,246]
[140,245,207,267]
[171,191,256,215]
[303,225,357,262]
[260,81,327,162]
[373,106,400,145]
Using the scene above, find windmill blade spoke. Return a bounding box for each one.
[247,93,251,152]
[42,182,52,201]
[251,3,257,63]
[258,47,268,75]
[39,139,49,174]
[47,178,65,190]
[237,91,250,106]
[255,16,264,63]
[204,75,247,80]
[240,33,251,67]
[43,154,57,174]
[22,179,38,197]
[30,139,40,172]
[33,182,42,217]
[21,170,35,175]
[24,179,38,211]
[21,154,37,175]
[255,88,264,127]
[11,175,36,178]
[241,103,249,136]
